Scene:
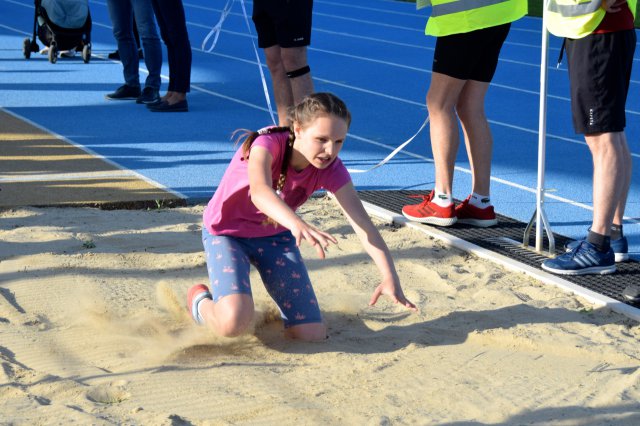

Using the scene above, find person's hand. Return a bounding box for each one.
[290,219,337,259]
[369,276,417,311]
[602,0,627,12]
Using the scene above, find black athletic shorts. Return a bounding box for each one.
[565,29,636,135]
[432,23,511,82]
[252,0,313,48]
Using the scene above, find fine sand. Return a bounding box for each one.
[1,196,639,425]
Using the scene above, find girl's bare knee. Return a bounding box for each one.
[211,294,254,337]
[215,310,253,337]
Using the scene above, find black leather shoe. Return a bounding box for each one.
[147,99,188,112]
[136,87,160,104]
[105,84,141,100]
[108,49,143,60]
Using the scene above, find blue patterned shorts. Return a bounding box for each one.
[202,228,322,328]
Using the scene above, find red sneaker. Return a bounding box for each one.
[187,284,212,325]
[455,196,498,227]
[402,191,457,226]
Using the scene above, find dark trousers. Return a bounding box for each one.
[150,0,192,93]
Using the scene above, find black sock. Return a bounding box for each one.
[587,231,611,252]
[610,224,623,240]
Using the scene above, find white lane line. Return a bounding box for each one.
[180,0,548,49]
[0,171,137,183]
[181,22,640,95]
[5,16,640,197]
[0,22,29,36]
[0,108,187,199]
[178,0,640,61]
[8,0,639,71]
[1,1,639,217]
[180,51,640,224]
[4,0,637,54]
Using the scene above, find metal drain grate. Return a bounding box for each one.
[359,190,639,305]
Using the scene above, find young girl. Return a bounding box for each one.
[188,92,416,341]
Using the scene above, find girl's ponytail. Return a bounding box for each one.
[233,126,294,192]
[234,126,291,160]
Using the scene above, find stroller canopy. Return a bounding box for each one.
[41,0,89,29]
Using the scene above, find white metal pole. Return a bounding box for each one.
[536,12,550,251]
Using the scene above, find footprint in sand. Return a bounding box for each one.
[22,314,52,331]
[86,381,131,404]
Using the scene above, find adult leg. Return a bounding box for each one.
[130,0,162,90]
[541,130,622,275]
[585,131,628,237]
[149,0,172,101]
[264,45,294,126]
[150,0,191,104]
[133,15,141,48]
[281,46,314,105]
[456,80,492,196]
[106,0,139,87]
[613,132,632,226]
[426,72,467,194]
[162,0,191,100]
[566,30,635,236]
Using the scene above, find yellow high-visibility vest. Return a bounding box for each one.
[545,0,637,39]
[424,0,528,37]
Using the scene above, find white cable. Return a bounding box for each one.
[348,115,429,173]
[201,0,277,125]
[201,0,234,52]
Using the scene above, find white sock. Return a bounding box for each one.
[196,298,206,323]
[469,192,491,208]
[433,189,453,207]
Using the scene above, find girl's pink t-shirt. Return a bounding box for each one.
[203,130,352,238]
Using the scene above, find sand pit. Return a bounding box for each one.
[1,197,639,424]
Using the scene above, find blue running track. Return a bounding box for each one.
[1,0,639,259]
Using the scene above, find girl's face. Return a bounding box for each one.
[292,114,348,171]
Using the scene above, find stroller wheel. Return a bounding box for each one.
[82,44,91,64]
[48,44,58,64]
[23,38,31,59]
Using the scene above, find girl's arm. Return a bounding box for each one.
[248,146,337,259]
[333,182,417,311]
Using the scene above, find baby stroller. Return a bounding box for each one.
[22,0,92,63]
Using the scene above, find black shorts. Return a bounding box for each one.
[566,29,636,135]
[252,0,313,48]
[432,23,511,82]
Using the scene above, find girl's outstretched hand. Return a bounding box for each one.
[290,220,338,259]
[369,277,417,311]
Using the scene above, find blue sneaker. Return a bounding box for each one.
[565,236,629,263]
[542,241,616,275]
